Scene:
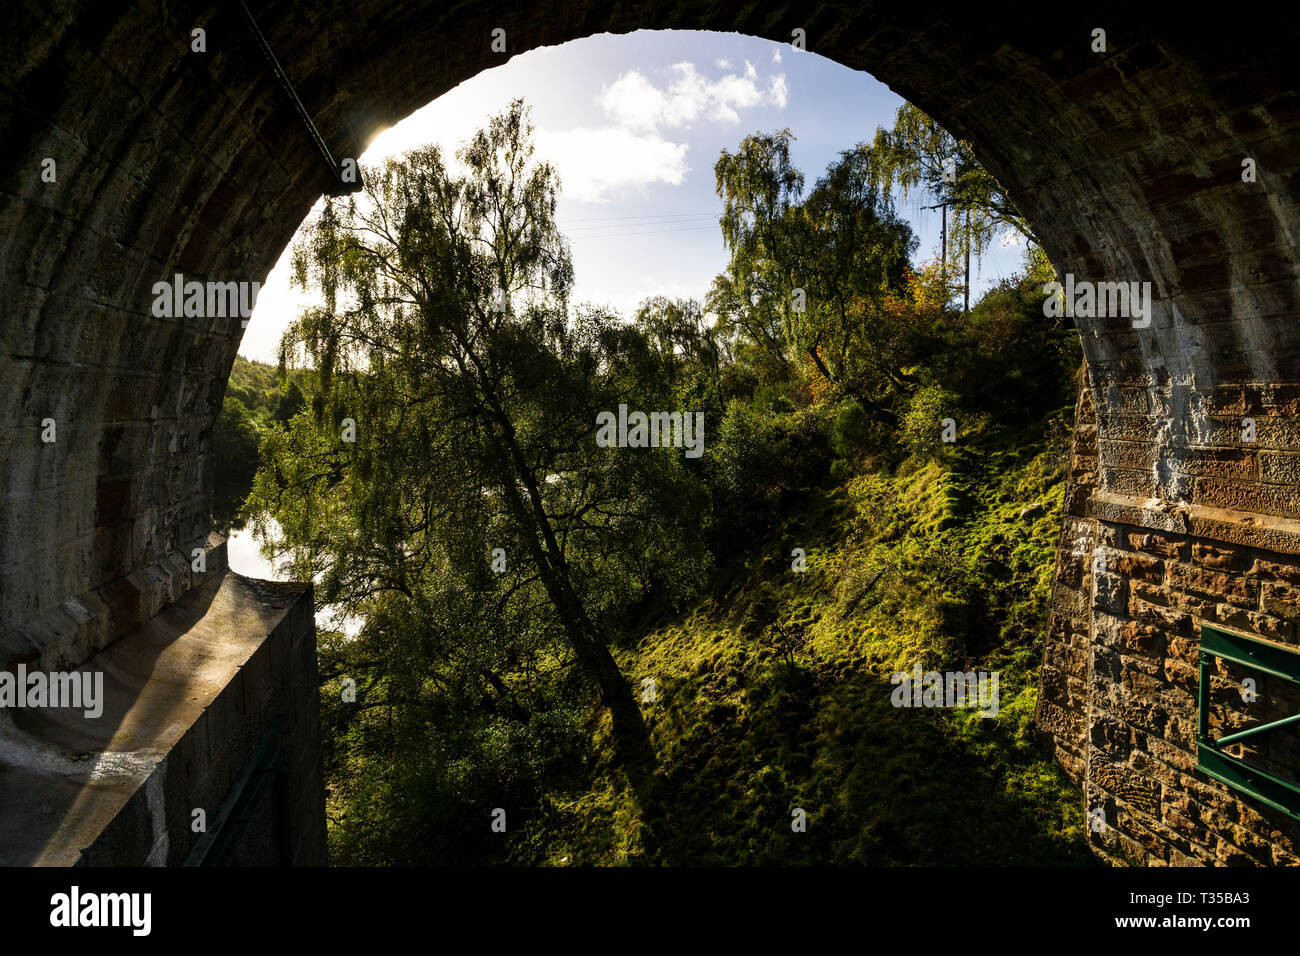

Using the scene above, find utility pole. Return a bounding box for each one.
[963,209,971,317]
[941,203,947,270]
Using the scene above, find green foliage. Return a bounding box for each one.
[870,101,1037,257]
[319,605,590,865]
[708,130,805,368]
[225,355,310,421]
[227,97,1092,867]
[247,101,724,861]
[211,395,261,530]
[212,357,315,529]
[707,398,833,554]
[274,379,306,426]
[829,400,871,480]
[901,384,962,461]
[927,271,1081,425]
[709,131,918,422]
[508,405,1092,864]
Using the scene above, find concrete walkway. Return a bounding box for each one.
[0,571,313,866]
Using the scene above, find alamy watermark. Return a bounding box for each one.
[890,664,1000,717]
[50,886,150,936]
[0,665,103,718]
[596,404,704,458]
[151,272,260,322]
[1042,273,1152,328]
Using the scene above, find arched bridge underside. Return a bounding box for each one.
[3,4,1299,865]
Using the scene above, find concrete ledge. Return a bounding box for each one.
[0,569,325,866]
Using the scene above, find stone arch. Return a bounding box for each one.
[3,5,1298,864]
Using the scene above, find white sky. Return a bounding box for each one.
[239,29,1025,363]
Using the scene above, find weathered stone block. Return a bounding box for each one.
[1260,451,1300,485]
[1116,550,1165,582]
[1261,581,1300,619]
[1147,736,1197,772]
[1128,530,1189,560]
[1091,755,1161,817]
[1128,595,1193,636]
[1163,658,1200,695]
[1119,620,1165,658]
[1090,713,1135,755]
[1193,541,1250,571]
[1250,556,1300,586]
[1168,562,1258,608]
[1196,476,1300,518]
[1094,570,1129,614]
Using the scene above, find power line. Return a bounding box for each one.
[560,217,719,233]
[557,211,719,224]
[562,218,716,232]
[564,224,720,241]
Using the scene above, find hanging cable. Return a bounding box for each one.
[235,0,362,196]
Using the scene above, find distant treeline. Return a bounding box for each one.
[212,357,309,529]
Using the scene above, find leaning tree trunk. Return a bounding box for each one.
[483,409,661,798]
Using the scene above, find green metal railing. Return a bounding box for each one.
[1196,623,1300,822]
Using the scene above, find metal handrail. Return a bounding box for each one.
[183,716,287,866]
[1196,623,1300,822]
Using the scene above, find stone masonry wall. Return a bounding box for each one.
[3,4,1299,865]
[1,570,326,867]
[1039,371,1300,866]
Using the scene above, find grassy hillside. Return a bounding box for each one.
[307,262,1098,866]
[491,404,1095,865]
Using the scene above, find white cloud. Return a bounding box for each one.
[354,57,789,211]
[768,74,789,110]
[773,48,783,64]
[534,126,689,203]
[596,71,669,133]
[597,60,789,133]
